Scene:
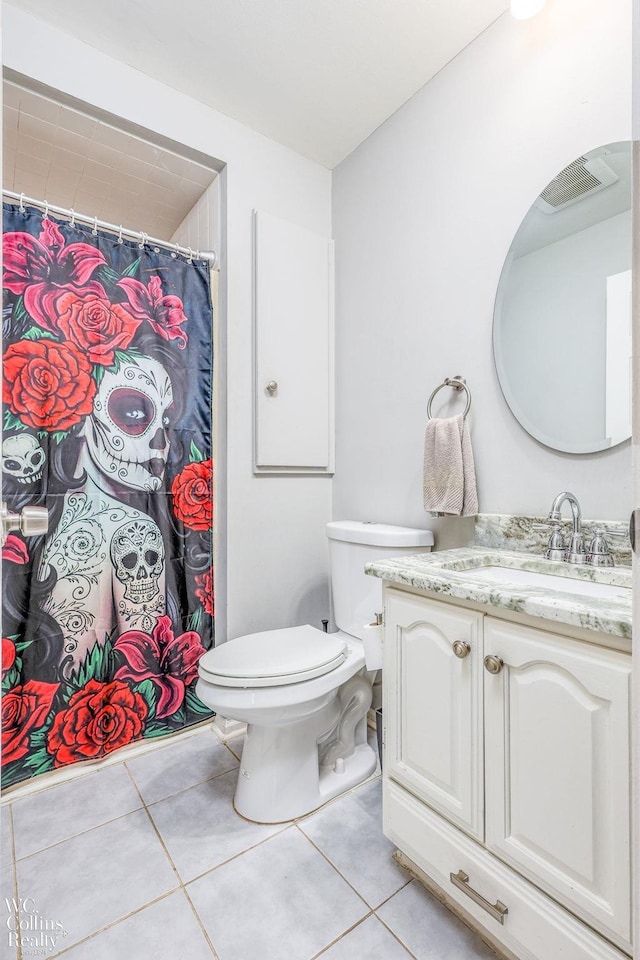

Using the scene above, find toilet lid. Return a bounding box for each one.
[198,625,348,687]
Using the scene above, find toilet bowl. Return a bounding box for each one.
[197,520,434,823]
[197,624,375,822]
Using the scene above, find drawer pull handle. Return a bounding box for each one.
[484,654,504,675]
[450,870,508,925]
[452,640,470,659]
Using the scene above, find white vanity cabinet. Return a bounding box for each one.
[383,586,632,960]
[384,592,484,840]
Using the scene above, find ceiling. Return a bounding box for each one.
[5,0,510,170]
[3,0,511,239]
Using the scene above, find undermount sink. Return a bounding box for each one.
[468,565,630,600]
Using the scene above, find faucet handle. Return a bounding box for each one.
[533,521,567,561]
[588,532,613,567]
[587,528,616,567]
[545,525,568,561]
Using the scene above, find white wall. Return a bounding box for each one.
[332,0,633,531]
[2,5,334,641]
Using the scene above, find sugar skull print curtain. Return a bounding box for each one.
[1,202,215,787]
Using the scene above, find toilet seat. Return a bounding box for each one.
[198,624,348,687]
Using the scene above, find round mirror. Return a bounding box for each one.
[493,141,632,454]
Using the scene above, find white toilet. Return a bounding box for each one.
[196,520,434,822]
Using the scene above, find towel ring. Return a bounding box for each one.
[427,376,472,420]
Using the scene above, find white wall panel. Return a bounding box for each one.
[253,210,334,473]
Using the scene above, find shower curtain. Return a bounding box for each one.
[1,202,215,788]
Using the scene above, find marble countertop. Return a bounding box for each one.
[365,547,632,643]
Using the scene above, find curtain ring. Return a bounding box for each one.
[69,208,76,227]
[187,246,193,263]
[92,216,98,236]
[43,201,49,220]
[117,225,124,244]
[138,231,147,250]
[171,242,179,259]
[19,193,26,213]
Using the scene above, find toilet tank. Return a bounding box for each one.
[326,521,434,642]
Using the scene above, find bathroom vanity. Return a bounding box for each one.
[367,548,632,960]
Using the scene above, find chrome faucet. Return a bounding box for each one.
[543,491,588,565]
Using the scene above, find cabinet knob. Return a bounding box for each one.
[452,640,470,659]
[484,654,504,675]
[266,380,278,394]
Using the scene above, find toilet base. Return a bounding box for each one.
[233,710,377,823]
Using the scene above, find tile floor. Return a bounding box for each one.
[1,723,500,960]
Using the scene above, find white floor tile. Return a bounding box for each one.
[59,890,214,960]
[147,769,283,882]
[12,764,142,860]
[126,727,238,805]
[316,915,414,960]
[368,725,382,776]
[15,809,179,953]
[300,778,408,907]
[1,805,12,868]
[377,880,500,959]
[1,860,18,960]
[187,827,369,960]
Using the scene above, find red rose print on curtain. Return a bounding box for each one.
[195,567,215,616]
[172,459,213,531]
[47,679,148,766]
[3,338,96,431]
[2,680,59,764]
[47,291,141,365]
[2,638,17,677]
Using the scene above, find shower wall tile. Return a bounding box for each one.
[4,81,218,241]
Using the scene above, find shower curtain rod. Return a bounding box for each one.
[2,190,218,266]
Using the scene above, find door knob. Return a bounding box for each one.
[484,654,504,675]
[1,502,48,545]
[452,640,470,659]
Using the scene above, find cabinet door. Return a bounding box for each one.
[384,589,484,839]
[484,618,631,948]
[253,209,334,474]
